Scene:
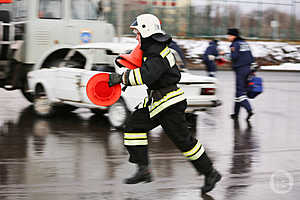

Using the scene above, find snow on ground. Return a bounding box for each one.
[119,37,300,71]
[261,63,300,71]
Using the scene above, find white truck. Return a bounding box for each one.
[0,0,115,102]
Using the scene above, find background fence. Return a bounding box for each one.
[104,0,300,40]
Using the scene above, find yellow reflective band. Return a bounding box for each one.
[183,141,202,157]
[124,133,147,138]
[149,94,186,118]
[134,68,143,85]
[143,97,148,107]
[149,89,184,112]
[124,139,148,146]
[129,70,138,86]
[188,145,205,160]
[160,46,170,58]
[166,51,176,67]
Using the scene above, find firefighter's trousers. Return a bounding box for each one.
[124,100,213,175]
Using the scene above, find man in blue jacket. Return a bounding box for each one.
[203,40,220,77]
[227,28,254,121]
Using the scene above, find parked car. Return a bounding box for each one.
[27,43,221,129]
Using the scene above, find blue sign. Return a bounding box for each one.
[80,31,92,43]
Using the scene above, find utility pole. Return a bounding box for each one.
[116,0,124,42]
[235,5,240,29]
[290,0,296,40]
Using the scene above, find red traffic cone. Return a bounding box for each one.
[118,44,143,69]
[86,73,121,107]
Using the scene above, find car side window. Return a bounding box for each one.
[38,0,63,19]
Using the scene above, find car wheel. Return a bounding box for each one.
[33,85,55,117]
[21,88,34,103]
[20,79,34,102]
[108,99,130,130]
[56,104,77,113]
[90,108,108,115]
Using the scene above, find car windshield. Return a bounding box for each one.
[71,0,100,20]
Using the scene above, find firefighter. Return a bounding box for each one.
[227,28,254,121]
[108,14,221,195]
[203,39,220,77]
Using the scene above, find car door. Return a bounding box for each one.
[55,67,85,102]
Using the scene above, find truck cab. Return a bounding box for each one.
[0,0,115,102]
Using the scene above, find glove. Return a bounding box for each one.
[251,62,259,72]
[208,55,216,61]
[108,73,122,87]
[114,56,126,68]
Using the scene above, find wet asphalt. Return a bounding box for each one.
[0,71,300,200]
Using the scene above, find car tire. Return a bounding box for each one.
[21,88,34,102]
[108,99,130,130]
[57,104,77,113]
[90,108,108,115]
[33,85,55,117]
[20,78,34,102]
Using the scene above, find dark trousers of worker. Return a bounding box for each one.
[124,100,213,176]
[205,61,217,77]
[234,66,252,115]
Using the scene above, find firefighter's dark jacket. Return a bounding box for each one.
[123,34,186,118]
[230,37,254,69]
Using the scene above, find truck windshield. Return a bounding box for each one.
[13,0,27,19]
[39,0,63,19]
[71,0,100,20]
[0,0,27,20]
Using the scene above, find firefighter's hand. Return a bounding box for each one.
[114,56,126,68]
[108,73,122,87]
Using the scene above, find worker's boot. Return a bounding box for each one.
[246,111,254,121]
[201,168,222,195]
[230,114,238,120]
[124,165,152,184]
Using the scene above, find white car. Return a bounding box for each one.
[27,43,221,129]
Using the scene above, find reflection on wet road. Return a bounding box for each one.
[0,71,300,200]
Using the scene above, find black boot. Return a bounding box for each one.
[230,114,238,120]
[246,111,254,121]
[201,168,222,195]
[124,165,152,184]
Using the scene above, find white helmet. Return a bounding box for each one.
[130,14,164,38]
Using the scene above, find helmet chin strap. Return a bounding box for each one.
[132,29,141,44]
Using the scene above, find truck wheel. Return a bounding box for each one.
[33,85,55,117]
[0,10,11,60]
[108,99,130,130]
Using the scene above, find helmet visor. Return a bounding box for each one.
[130,19,138,29]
